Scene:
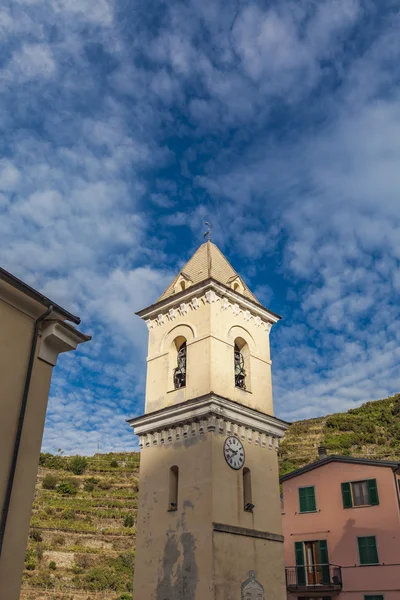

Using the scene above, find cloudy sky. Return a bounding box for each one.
[1,0,400,454]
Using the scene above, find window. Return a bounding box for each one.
[243,468,254,512]
[295,540,330,587]
[352,481,369,506]
[173,340,186,389]
[341,479,379,509]
[299,486,317,513]
[168,466,179,511]
[234,342,246,389]
[364,596,384,600]
[358,536,379,565]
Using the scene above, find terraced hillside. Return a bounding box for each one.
[279,393,400,474]
[20,393,400,598]
[21,453,139,600]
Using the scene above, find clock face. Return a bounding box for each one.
[224,436,245,470]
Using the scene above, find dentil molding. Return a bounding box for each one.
[128,394,288,451]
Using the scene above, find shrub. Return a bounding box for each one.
[84,566,120,591]
[49,561,57,570]
[39,452,68,470]
[119,594,133,600]
[30,529,43,542]
[75,553,94,569]
[324,432,357,451]
[98,480,112,490]
[36,543,44,562]
[110,459,119,468]
[123,514,134,528]
[69,455,88,475]
[42,473,58,490]
[84,481,95,492]
[85,477,100,485]
[62,509,76,520]
[25,548,36,571]
[72,564,83,574]
[53,534,65,546]
[57,481,78,495]
[29,572,56,588]
[116,552,134,571]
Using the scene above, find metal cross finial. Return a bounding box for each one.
[204,222,212,241]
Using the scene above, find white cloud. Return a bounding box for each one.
[8,44,56,80]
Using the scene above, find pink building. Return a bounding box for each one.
[280,451,400,600]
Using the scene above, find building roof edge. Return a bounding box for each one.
[0,266,81,325]
[280,455,400,483]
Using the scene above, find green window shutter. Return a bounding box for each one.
[319,540,330,584]
[299,487,316,512]
[368,479,379,505]
[299,488,307,512]
[307,486,316,511]
[341,482,353,508]
[295,542,306,586]
[358,536,379,565]
[319,540,329,563]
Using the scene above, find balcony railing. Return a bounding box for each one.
[286,564,342,595]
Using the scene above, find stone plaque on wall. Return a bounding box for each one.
[241,571,264,600]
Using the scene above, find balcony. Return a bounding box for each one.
[285,564,342,596]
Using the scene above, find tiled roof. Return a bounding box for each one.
[157,241,260,305]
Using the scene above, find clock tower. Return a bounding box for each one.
[128,241,288,600]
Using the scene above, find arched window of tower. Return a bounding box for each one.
[243,468,254,512]
[173,338,187,389]
[234,339,247,390]
[168,466,179,511]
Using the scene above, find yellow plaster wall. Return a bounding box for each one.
[134,431,285,599]
[133,436,214,600]
[144,297,274,416]
[213,534,286,600]
[210,431,285,598]
[0,298,54,600]
[211,432,282,535]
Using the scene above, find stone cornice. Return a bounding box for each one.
[141,281,279,335]
[137,279,281,321]
[127,394,289,450]
[38,320,91,366]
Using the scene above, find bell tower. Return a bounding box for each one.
[128,241,288,600]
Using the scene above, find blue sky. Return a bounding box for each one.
[1,0,400,454]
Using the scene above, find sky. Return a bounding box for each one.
[1,0,400,454]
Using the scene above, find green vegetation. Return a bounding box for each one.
[124,513,134,528]
[29,529,42,542]
[42,473,58,490]
[22,452,139,598]
[69,455,88,475]
[279,393,400,475]
[57,481,78,496]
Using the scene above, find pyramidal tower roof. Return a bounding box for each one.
[157,241,260,305]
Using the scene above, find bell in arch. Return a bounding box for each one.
[241,571,264,600]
